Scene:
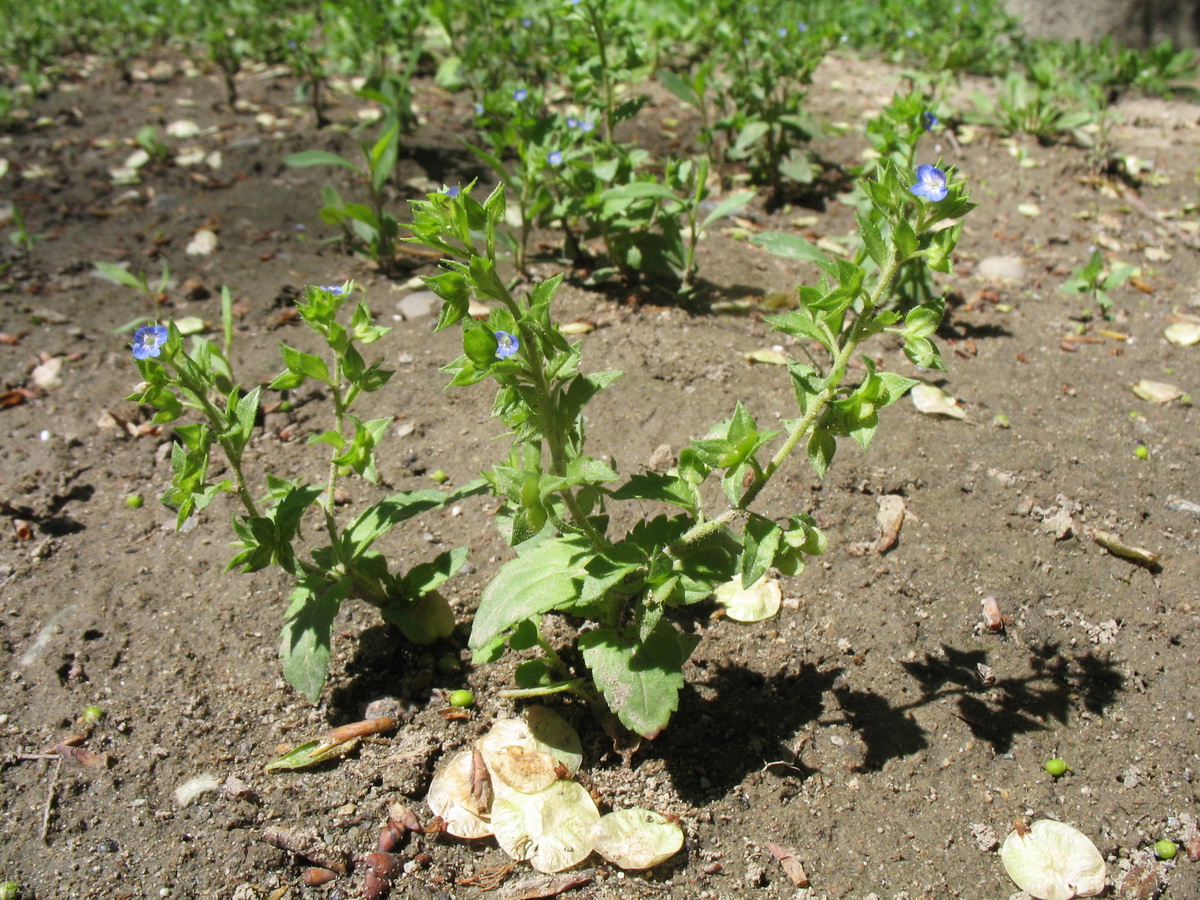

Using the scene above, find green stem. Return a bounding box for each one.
[321,356,346,555]
[174,366,259,520]
[494,283,607,550]
[671,245,908,552]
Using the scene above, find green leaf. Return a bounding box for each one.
[657,68,697,106]
[857,213,887,267]
[400,546,468,598]
[423,274,471,328]
[741,514,782,587]
[807,428,836,478]
[284,149,362,174]
[279,344,331,385]
[893,218,918,260]
[610,472,696,512]
[578,619,687,738]
[280,577,350,701]
[94,261,147,292]
[700,190,755,231]
[340,489,448,559]
[767,308,832,351]
[750,232,828,264]
[383,589,456,643]
[462,323,499,366]
[265,737,359,772]
[468,534,593,655]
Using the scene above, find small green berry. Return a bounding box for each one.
[278,400,294,412]
[1044,758,1069,777]
[337,465,353,477]
[125,493,143,509]
[992,414,1010,429]
[448,690,474,708]
[82,705,105,725]
[430,469,449,484]
[1135,444,1149,460]
[1155,839,1177,860]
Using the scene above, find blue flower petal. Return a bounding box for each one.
[910,164,948,202]
[131,324,170,360]
[494,330,520,360]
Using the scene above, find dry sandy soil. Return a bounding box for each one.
[1,50,1199,900]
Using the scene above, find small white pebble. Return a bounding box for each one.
[39,430,50,441]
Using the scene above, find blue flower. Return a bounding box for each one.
[474,102,485,115]
[778,26,788,37]
[566,116,579,129]
[320,284,348,295]
[905,28,915,38]
[921,111,938,131]
[547,150,563,166]
[797,21,807,32]
[442,185,461,198]
[910,164,948,202]
[520,16,532,27]
[579,120,594,133]
[494,330,520,360]
[513,88,528,102]
[131,325,169,360]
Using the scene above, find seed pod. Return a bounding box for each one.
[301,867,337,886]
[981,596,1005,633]
[377,820,406,853]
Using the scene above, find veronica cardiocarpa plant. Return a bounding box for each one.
[405,161,974,738]
[126,284,481,700]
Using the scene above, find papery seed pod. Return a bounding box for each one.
[389,803,420,833]
[301,867,337,886]
[981,596,1005,633]
[362,852,400,900]
[365,851,401,878]
[377,820,407,853]
[361,870,388,900]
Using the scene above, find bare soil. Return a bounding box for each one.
[1,52,1198,900]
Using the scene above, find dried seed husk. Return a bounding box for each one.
[911,382,967,419]
[1000,819,1105,900]
[592,808,684,870]
[491,780,600,873]
[426,749,493,838]
[479,708,582,791]
[1164,321,1200,346]
[713,575,782,623]
[1131,379,1183,403]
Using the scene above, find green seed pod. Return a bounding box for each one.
[1155,839,1177,860]
[519,474,541,510]
[448,690,474,708]
[524,504,547,533]
[1134,445,1149,460]
[431,469,449,484]
[1044,758,1069,777]
[82,705,105,724]
[125,494,144,509]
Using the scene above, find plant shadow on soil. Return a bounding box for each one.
[646,640,1122,804]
